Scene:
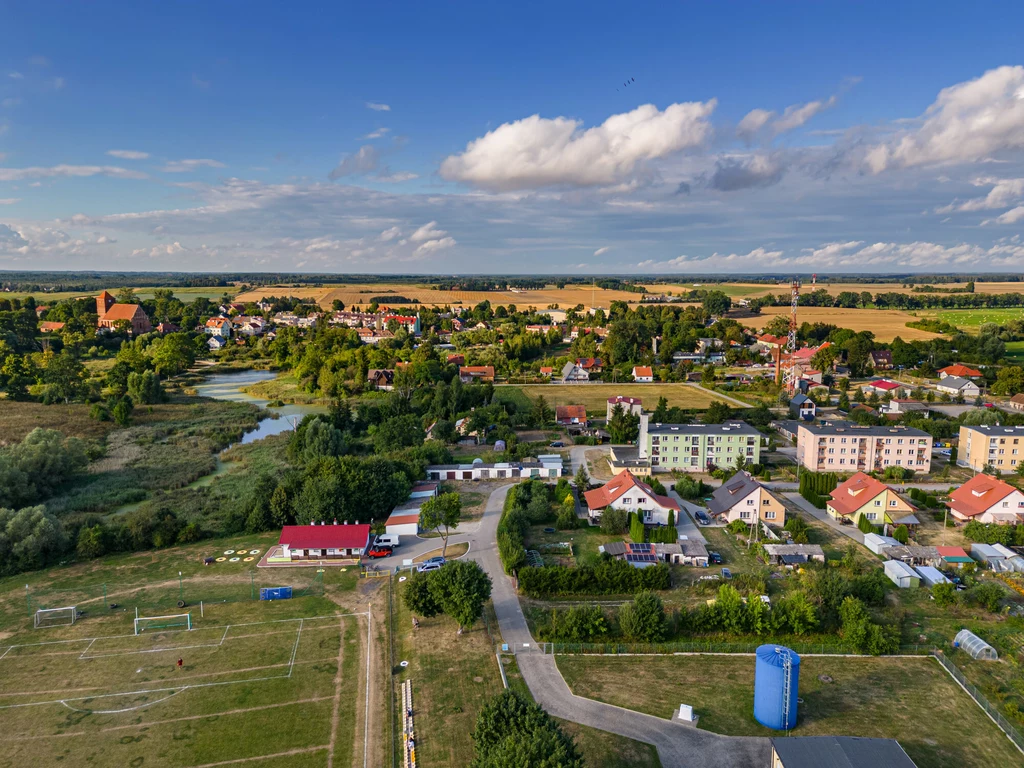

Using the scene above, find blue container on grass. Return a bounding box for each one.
[754,644,800,730]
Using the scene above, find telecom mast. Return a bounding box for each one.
[783,279,800,393]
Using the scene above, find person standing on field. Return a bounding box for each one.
[177,657,183,671]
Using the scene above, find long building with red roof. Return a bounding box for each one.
[583,470,679,526]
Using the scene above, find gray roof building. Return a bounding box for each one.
[795,421,932,438]
[645,420,760,436]
[706,472,762,517]
[771,736,918,768]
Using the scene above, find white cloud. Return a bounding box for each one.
[440,100,716,190]
[0,223,28,249]
[2,98,21,108]
[936,177,1024,213]
[414,236,456,255]
[865,65,1024,173]
[132,241,187,258]
[0,198,20,204]
[771,96,837,135]
[107,149,150,160]
[53,77,65,90]
[707,154,786,191]
[375,169,418,182]
[8,72,23,80]
[983,206,1024,226]
[0,164,148,181]
[736,108,774,138]
[593,246,611,257]
[379,226,402,242]
[362,127,390,139]
[328,145,379,179]
[410,221,447,242]
[366,102,390,111]
[160,158,226,173]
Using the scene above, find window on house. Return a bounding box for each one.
[765,511,777,520]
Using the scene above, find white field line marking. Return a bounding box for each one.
[287,619,304,678]
[185,745,329,767]
[363,606,371,768]
[326,618,345,768]
[220,624,231,645]
[77,638,96,660]
[0,611,368,656]
[61,688,184,714]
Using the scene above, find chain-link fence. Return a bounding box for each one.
[931,652,1024,755]
[528,640,934,656]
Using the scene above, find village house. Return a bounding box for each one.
[936,375,981,398]
[948,472,1024,525]
[575,357,603,373]
[555,405,588,426]
[39,320,65,333]
[789,393,815,420]
[459,365,494,383]
[446,353,465,366]
[939,363,982,379]
[862,379,904,397]
[826,472,919,529]
[539,366,553,377]
[706,471,786,525]
[1009,394,1024,412]
[205,317,232,338]
[583,470,680,526]
[206,336,227,351]
[561,361,590,382]
[869,350,894,370]
[366,369,395,391]
[631,365,654,383]
[606,396,643,421]
[95,290,152,335]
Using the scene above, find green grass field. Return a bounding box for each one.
[557,654,1022,768]
[1005,340,1024,364]
[502,383,736,415]
[931,308,1024,329]
[6,286,233,303]
[0,599,367,767]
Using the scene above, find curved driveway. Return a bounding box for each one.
[466,483,769,768]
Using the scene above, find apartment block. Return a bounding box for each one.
[958,425,1024,474]
[794,421,932,474]
[638,414,761,473]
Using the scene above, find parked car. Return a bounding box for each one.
[549,441,564,448]
[366,545,393,558]
[721,567,732,579]
[417,561,444,573]
[423,556,446,565]
[708,551,723,565]
[374,534,400,548]
[694,510,711,525]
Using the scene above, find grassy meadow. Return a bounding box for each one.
[556,654,1022,768]
[499,382,733,416]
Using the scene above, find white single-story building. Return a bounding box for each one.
[385,501,422,538]
[936,376,981,398]
[915,565,950,587]
[426,459,562,481]
[864,533,901,556]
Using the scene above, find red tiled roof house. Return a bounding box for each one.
[555,405,588,426]
[583,470,679,526]
[948,473,1024,525]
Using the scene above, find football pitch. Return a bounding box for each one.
[0,602,371,768]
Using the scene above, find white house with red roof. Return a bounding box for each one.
[583,470,680,526]
[606,395,643,421]
[862,379,904,396]
[939,364,982,379]
[277,522,372,561]
[632,366,654,383]
[205,316,233,338]
[948,473,1024,525]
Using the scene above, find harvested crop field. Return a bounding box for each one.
[235,282,647,310]
[501,383,739,414]
[741,306,939,342]
[643,281,1024,299]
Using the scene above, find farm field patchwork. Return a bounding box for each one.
[742,306,940,342]
[0,601,368,768]
[643,281,1024,299]
[556,654,1021,768]
[503,383,739,415]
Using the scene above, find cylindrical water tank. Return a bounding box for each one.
[754,644,800,730]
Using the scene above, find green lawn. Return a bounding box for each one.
[1005,340,1024,364]
[524,522,620,567]
[932,308,1024,330]
[505,383,738,416]
[557,654,1022,768]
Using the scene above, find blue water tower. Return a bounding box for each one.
[754,644,800,730]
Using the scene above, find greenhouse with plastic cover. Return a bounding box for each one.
[953,629,997,660]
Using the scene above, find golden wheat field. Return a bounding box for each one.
[235,282,650,310]
[642,281,1024,299]
[741,306,939,342]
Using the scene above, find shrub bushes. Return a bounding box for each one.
[799,471,838,509]
[517,558,670,597]
[538,605,608,642]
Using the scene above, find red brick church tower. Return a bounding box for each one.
[97,290,115,317]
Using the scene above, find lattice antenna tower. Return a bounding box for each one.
[783,279,800,393]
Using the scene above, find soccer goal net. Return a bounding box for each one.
[134,613,192,635]
[34,606,77,629]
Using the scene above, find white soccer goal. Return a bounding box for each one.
[34,606,77,629]
[134,613,192,635]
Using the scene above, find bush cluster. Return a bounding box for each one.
[517,557,670,597]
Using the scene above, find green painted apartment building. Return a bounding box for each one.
[638,414,762,473]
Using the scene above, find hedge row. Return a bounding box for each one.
[518,558,670,597]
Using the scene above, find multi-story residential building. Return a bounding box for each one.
[957,424,1024,474]
[794,421,932,473]
[637,414,761,473]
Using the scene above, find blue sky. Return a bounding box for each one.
[2,1,1024,273]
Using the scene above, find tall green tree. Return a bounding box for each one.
[419,492,462,556]
[43,350,86,404]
